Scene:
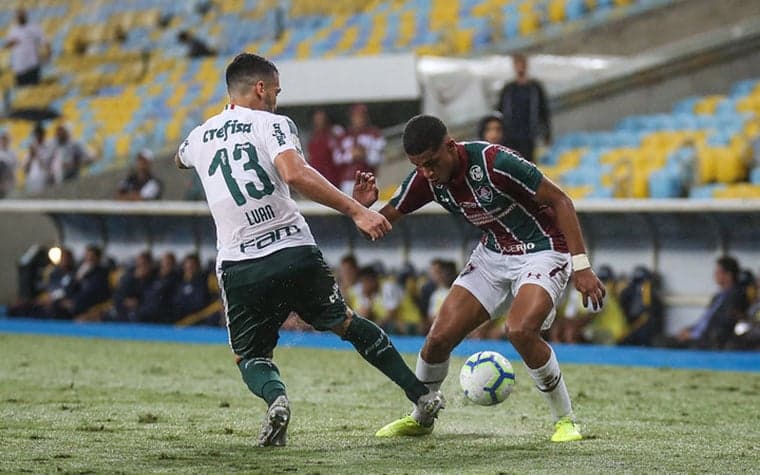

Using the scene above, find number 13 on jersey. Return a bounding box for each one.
[208,142,275,205]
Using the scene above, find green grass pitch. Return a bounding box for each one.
[1,334,759,474]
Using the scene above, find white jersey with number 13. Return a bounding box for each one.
[178,104,316,265]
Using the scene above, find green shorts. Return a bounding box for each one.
[220,245,347,359]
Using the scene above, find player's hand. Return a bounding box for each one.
[573,268,606,311]
[352,207,391,241]
[352,171,379,208]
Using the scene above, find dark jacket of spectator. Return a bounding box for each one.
[140,254,181,323]
[171,255,210,320]
[111,253,155,322]
[177,30,215,58]
[69,259,110,316]
[117,149,162,200]
[495,54,551,163]
[618,267,663,346]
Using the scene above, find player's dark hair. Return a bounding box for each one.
[225,53,278,94]
[403,115,448,156]
[717,256,739,282]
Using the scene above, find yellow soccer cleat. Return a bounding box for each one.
[551,415,583,442]
[375,415,434,437]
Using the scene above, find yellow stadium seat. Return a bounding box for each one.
[557,148,585,169]
[336,26,359,53]
[548,0,566,23]
[714,149,748,184]
[565,185,593,200]
[696,148,718,184]
[693,95,725,115]
[452,29,474,54]
[519,11,541,36]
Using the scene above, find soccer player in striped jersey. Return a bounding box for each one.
[355,115,605,442]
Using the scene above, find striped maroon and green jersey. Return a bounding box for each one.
[389,141,568,255]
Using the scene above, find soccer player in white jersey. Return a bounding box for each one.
[353,115,606,442]
[175,54,443,447]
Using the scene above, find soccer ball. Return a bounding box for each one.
[459,351,515,406]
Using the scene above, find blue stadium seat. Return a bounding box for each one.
[750,167,760,185]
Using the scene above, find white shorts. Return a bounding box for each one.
[452,243,571,331]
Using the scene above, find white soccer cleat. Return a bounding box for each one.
[414,390,446,427]
[258,395,290,447]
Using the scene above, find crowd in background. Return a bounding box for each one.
[7,245,760,350]
[8,245,216,325]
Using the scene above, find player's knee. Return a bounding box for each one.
[330,309,354,337]
[506,325,538,349]
[423,332,455,361]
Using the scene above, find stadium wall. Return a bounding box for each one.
[1,200,759,335]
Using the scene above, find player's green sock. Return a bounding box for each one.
[342,314,429,403]
[238,357,287,406]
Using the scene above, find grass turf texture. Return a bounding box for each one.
[1,334,759,474]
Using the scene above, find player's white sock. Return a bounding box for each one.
[525,347,573,422]
[411,354,449,424]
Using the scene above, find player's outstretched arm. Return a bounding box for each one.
[534,177,606,310]
[352,171,378,207]
[275,149,391,240]
[353,171,405,227]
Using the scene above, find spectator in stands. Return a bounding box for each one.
[618,266,663,346]
[50,123,92,183]
[427,260,458,325]
[337,253,360,309]
[40,247,77,317]
[8,247,76,318]
[379,263,425,335]
[336,104,386,194]
[109,251,156,322]
[307,109,343,187]
[477,112,505,145]
[496,54,551,163]
[177,30,215,58]
[140,252,180,323]
[23,122,53,194]
[3,8,48,87]
[0,131,17,198]
[116,149,163,201]
[355,265,386,325]
[674,256,745,349]
[418,259,443,321]
[171,253,211,321]
[66,245,111,319]
[554,265,627,345]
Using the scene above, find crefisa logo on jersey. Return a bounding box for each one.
[469,165,484,181]
[476,186,493,203]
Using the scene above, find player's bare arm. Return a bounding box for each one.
[274,149,391,240]
[352,171,378,207]
[352,171,404,226]
[534,176,606,310]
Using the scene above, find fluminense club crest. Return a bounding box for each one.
[476,186,493,203]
